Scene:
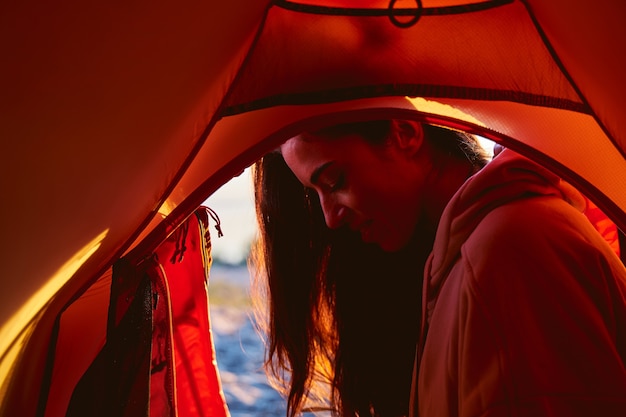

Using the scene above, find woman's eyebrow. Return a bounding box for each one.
[310,161,334,185]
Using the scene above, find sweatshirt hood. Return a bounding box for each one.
[425,149,586,302]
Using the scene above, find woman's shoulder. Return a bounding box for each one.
[462,194,605,272]
[472,194,582,241]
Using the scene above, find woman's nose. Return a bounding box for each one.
[320,195,347,229]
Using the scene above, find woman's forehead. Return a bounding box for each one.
[282,132,362,156]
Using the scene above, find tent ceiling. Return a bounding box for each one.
[525,0,626,155]
[224,0,583,115]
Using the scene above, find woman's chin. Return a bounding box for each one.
[375,237,409,253]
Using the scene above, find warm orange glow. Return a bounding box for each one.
[0,229,109,389]
[407,97,487,128]
[158,199,178,218]
[0,329,28,402]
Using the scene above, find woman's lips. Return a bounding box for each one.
[355,220,375,242]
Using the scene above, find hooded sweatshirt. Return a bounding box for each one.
[412,150,626,417]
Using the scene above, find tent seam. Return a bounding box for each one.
[520,0,626,160]
[275,0,514,16]
[221,84,588,117]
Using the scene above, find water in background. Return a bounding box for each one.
[209,264,287,417]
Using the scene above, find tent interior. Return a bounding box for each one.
[1,0,625,416]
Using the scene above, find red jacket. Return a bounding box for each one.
[413,150,626,417]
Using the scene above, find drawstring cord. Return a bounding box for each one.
[169,207,223,264]
[206,206,224,238]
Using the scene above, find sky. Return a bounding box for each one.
[202,168,257,265]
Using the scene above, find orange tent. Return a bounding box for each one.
[1,1,625,415]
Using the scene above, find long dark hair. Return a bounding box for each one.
[250,121,489,416]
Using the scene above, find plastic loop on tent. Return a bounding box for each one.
[388,0,422,28]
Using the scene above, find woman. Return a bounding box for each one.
[251,120,488,416]
[251,119,626,417]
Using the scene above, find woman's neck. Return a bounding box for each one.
[423,156,475,233]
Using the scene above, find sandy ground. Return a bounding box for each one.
[209,265,287,417]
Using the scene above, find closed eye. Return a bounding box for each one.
[329,173,346,192]
[310,162,346,193]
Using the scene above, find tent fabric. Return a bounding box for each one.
[11,209,229,417]
[1,1,626,416]
[65,260,152,417]
[162,96,626,249]
[150,208,229,417]
[224,0,583,114]
[43,271,111,417]
[0,2,269,401]
[584,200,621,258]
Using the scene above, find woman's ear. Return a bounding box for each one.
[393,120,425,156]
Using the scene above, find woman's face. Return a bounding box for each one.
[281,128,428,252]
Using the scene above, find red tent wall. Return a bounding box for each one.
[40,209,229,417]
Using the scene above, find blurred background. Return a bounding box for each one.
[203,167,257,266]
[203,167,287,417]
